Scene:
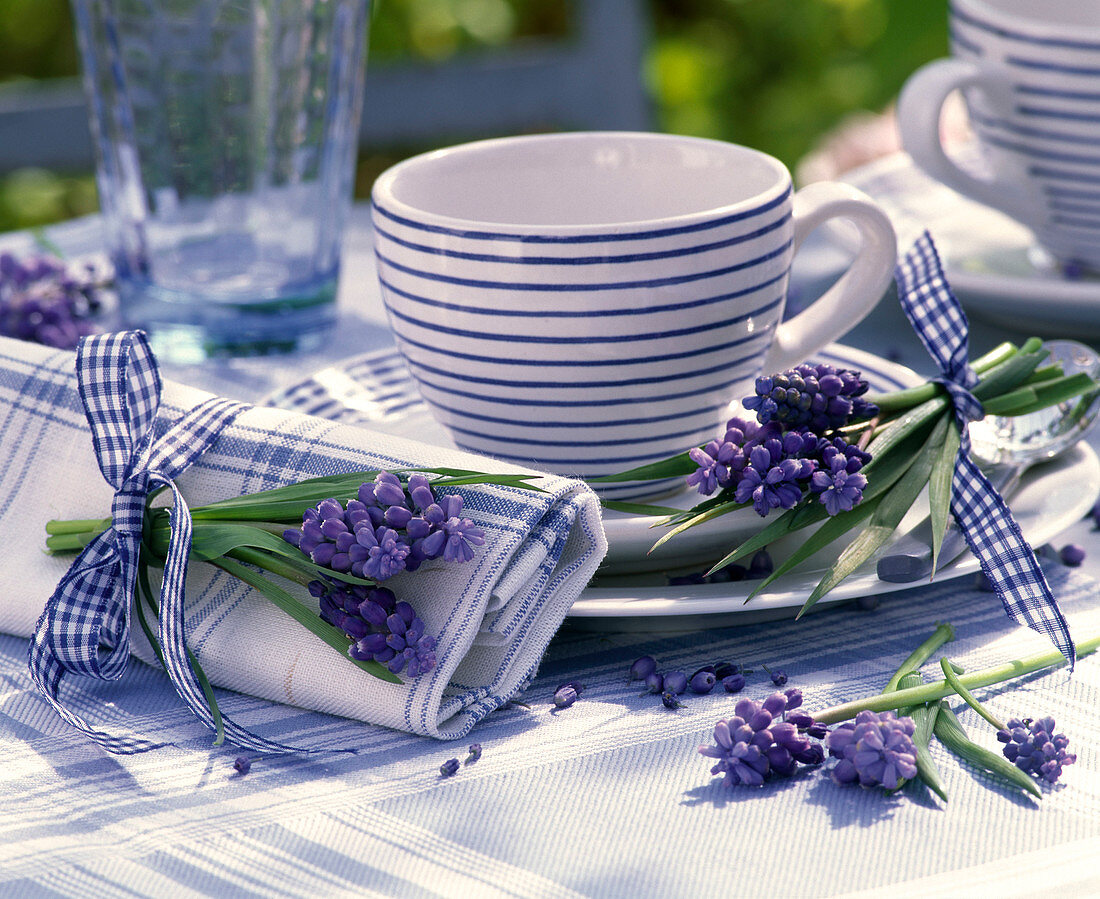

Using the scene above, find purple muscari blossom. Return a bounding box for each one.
[733,439,816,517]
[465,743,482,765]
[825,709,918,790]
[684,418,783,499]
[722,673,746,693]
[1060,544,1086,567]
[0,250,112,349]
[689,670,717,694]
[233,756,252,775]
[663,670,688,695]
[556,680,585,698]
[629,655,657,681]
[744,364,878,432]
[313,580,437,676]
[661,691,684,710]
[440,758,460,777]
[283,472,485,580]
[642,672,664,695]
[707,563,747,583]
[553,685,579,709]
[996,716,1076,784]
[699,691,824,787]
[810,454,868,516]
[765,666,788,687]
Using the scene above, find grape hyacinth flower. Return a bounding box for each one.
[310,581,438,676]
[744,363,878,433]
[283,472,486,581]
[0,251,112,349]
[996,716,1076,784]
[684,413,871,520]
[440,758,460,777]
[825,709,918,790]
[465,744,483,765]
[699,691,825,787]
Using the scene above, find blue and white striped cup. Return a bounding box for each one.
[899,0,1100,270]
[371,132,896,497]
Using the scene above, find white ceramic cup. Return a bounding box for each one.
[370,132,896,497]
[899,0,1100,270]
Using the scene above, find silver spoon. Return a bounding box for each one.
[876,339,1100,583]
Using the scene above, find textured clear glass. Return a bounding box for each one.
[71,0,369,360]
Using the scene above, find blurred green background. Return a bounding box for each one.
[0,0,949,232]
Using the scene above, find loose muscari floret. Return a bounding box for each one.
[440,758,460,777]
[553,685,579,709]
[283,472,485,581]
[744,363,878,433]
[699,691,824,787]
[825,709,918,790]
[465,743,483,765]
[996,716,1076,784]
[310,580,438,676]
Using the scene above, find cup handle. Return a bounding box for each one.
[897,58,1032,222]
[761,181,897,374]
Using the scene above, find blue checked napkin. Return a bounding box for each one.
[0,334,607,742]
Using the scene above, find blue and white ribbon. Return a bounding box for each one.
[896,233,1074,664]
[29,331,320,753]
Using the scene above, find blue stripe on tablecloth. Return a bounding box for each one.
[372,210,789,266]
[384,297,782,346]
[375,238,792,293]
[376,270,789,319]
[370,186,792,243]
[953,5,1100,50]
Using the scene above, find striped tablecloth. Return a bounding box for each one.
[3,560,1099,897]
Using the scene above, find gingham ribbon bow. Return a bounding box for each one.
[896,233,1074,664]
[29,331,303,753]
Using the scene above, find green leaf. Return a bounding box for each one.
[599,499,691,517]
[650,498,749,554]
[743,495,880,599]
[799,413,950,616]
[929,422,960,576]
[895,672,948,802]
[983,371,1098,417]
[972,341,1046,401]
[212,557,403,685]
[933,702,1041,799]
[588,451,697,484]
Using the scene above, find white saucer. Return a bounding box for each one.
[267,342,920,575]
[573,441,1100,630]
[836,152,1100,338]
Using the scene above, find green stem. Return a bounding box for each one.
[881,622,955,694]
[811,632,1100,725]
[939,657,1007,731]
[45,517,111,536]
[227,545,317,589]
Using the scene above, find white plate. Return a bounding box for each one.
[835,152,1100,338]
[573,441,1100,630]
[266,343,922,575]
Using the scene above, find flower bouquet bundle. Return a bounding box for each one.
[1,331,605,753]
[601,235,1099,660]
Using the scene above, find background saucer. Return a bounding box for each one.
[835,152,1100,338]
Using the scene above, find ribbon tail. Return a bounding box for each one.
[152,477,327,754]
[29,534,167,753]
[951,452,1075,666]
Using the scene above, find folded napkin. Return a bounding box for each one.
[0,334,607,744]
